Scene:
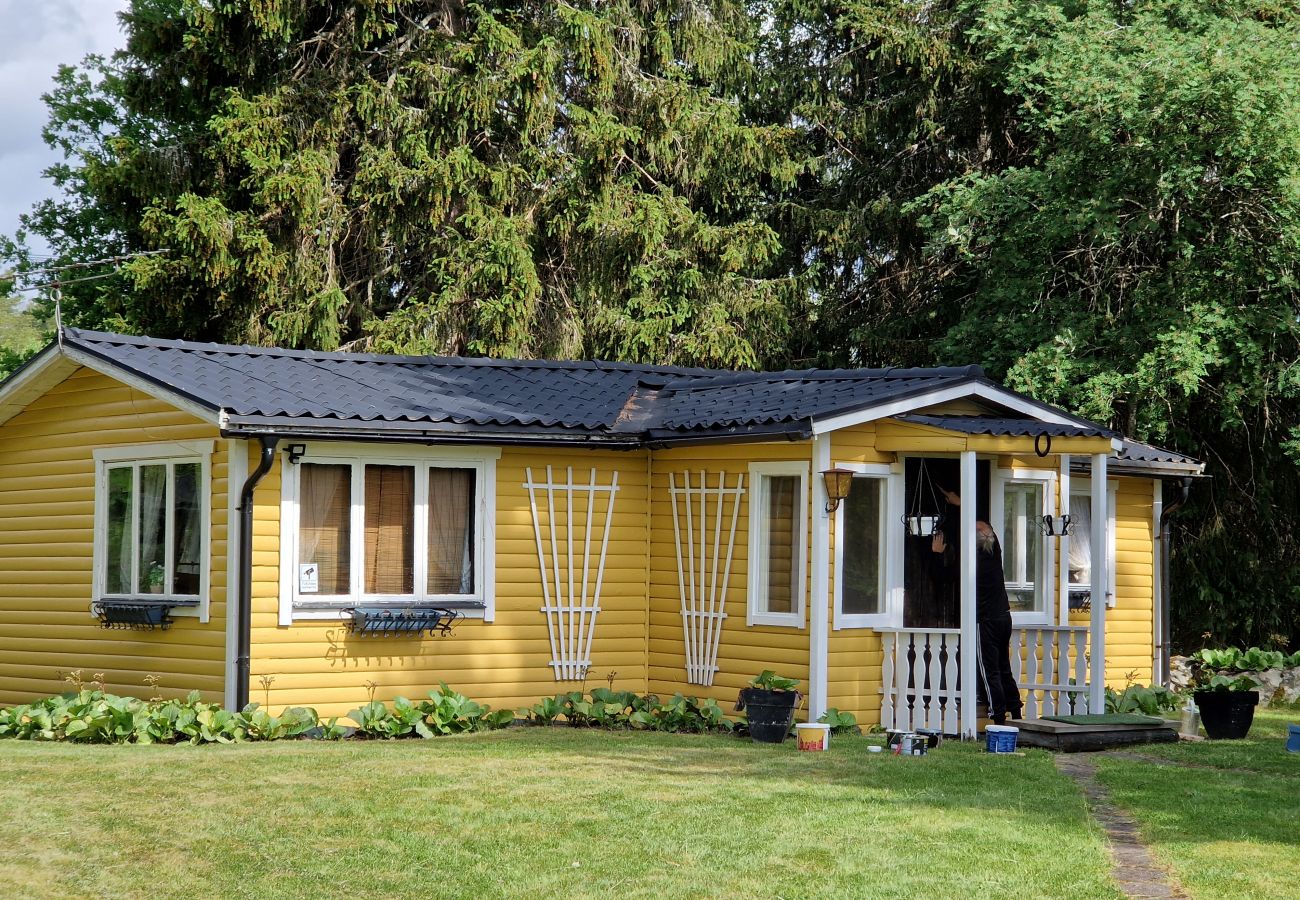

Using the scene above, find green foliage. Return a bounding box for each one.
[748,670,799,692]
[1202,674,1261,694]
[347,683,512,739]
[520,689,734,733]
[1104,685,1182,717]
[818,707,862,735]
[1191,646,1300,672]
[10,0,807,368]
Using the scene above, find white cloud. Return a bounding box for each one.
[0,0,128,255]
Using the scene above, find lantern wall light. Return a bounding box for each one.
[821,466,855,513]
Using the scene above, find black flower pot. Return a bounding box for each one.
[738,688,801,744]
[1194,689,1259,740]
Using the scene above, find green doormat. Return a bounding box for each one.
[1041,714,1165,726]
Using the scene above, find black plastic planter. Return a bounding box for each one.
[738,688,801,744]
[1194,689,1259,740]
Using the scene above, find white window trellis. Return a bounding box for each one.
[669,471,745,686]
[524,465,620,681]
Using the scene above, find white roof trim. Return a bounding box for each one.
[811,382,1099,436]
[0,341,222,428]
[0,344,78,428]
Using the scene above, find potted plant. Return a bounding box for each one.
[147,562,165,594]
[735,671,801,744]
[1192,673,1260,740]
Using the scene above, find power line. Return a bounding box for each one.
[2,248,171,293]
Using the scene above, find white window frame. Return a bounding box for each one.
[990,467,1056,626]
[833,462,895,629]
[1068,479,1118,611]
[746,461,809,628]
[92,441,214,622]
[279,442,499,624]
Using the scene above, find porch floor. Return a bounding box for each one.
[1013,716,1178,753]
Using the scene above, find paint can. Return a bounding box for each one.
[985,724,1019,753]
[904,733,928,756]
[916,728,942,749]
[795,723,831,752]
[889,731,911,755]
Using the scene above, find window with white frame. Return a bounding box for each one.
[1067,482,1117,609]
[1000,481,1046,614]
[989,470,1054,621]
[747,462,807,627]
[94,442,212,612]
[836,473,888,623]
[283,446,495,618]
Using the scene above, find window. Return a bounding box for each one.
[989,469,1054,622]
[93,442,213,618]
[833,466,892,628]
[1001,481,1046,614]
[747,462,808,627]
[282,445,495,621]
[1067,483,1117,610]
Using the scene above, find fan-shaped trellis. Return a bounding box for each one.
[524,465,620,681]
[669,471,745,686]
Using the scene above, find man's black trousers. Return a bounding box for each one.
[976,613,1022,720]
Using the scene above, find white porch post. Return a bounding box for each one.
[1058,454,1071,627]
[959,450,978,738]
[808,434,831,722]
[1088,453,1109,712]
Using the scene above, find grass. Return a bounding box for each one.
[0,730,1119,899]
[1094,705,1300,900]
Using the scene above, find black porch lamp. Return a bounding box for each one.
[821,467,855,513]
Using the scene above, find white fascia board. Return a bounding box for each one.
[0,344,78,427]
[811,382,1102,436]
[62,344,221,425]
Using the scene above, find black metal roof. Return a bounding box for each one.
[55,329,994,444]
[21,329,1201,473]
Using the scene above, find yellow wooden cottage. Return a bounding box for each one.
[0,330,1203,737]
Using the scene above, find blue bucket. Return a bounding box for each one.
[986,724,1019,753]
[1287,724,1300,754]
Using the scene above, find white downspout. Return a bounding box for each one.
[1088,453,1109,712]
[959,450,978,738]
[808,434,831,722]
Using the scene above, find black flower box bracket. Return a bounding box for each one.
[91,598,200,631]
[342,602,486,638]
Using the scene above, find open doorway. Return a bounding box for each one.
[901,457,989,628]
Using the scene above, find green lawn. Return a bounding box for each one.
[1,730,1118,899]
[1094,705,1299,900]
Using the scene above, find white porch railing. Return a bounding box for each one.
[1011,626,1092,718]
[878,625,1092,734]
[879,627,961,734]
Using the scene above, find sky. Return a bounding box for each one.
[0,0,129,258]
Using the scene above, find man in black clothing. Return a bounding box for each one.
[931,491,1023,725]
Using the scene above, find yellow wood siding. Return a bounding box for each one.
[250,447,651,719]
[647,442,814,709]
[1080,477,1156,686]
[0,368,228,706]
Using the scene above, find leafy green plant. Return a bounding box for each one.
[1105,684,1182,716]
[748,671,799,692]
[818,707,861,735]
[523,695,564,725]
[1201,674,1260,693]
